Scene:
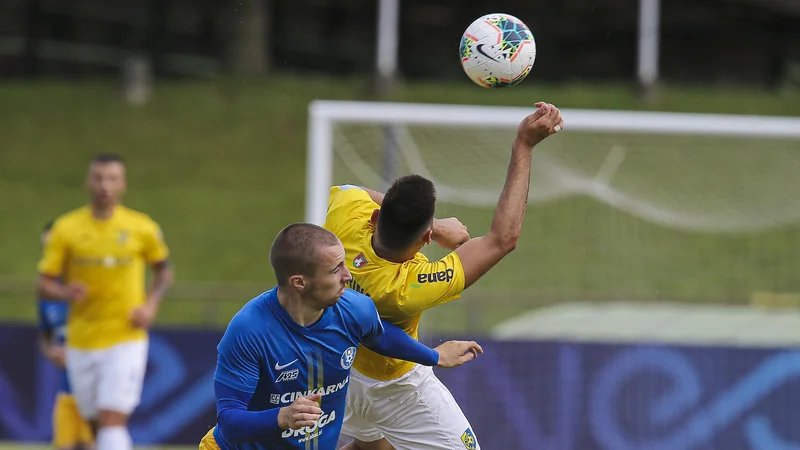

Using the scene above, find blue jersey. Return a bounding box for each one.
[213,287,384,450]
[37,299,71,393]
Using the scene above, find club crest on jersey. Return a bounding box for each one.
[340,346,357,369]
[461,428,477,450]
[353,253,367,269]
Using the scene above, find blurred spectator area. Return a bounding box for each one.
[0,0,799,85]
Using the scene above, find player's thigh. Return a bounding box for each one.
[65,348,100,420]
[97,339,149,415]
[341,407,386,444]
[340,374,385,444]
[375,371,480,450]
[198,427,222,450]
[53,393,83,449]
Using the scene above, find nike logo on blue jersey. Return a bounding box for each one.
[274,359,298,371]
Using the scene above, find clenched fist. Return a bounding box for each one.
[278,393,324,430]
[432,217,470,250]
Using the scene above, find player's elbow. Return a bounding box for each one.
[489,232,519,254]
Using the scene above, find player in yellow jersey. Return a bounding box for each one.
[326,102,564,450]
[38,221,95,450]
[37,153,174,450]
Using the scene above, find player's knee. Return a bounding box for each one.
[96,410,128,428]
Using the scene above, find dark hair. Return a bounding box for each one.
[43,220,54,232]
[91,153,125,164]
[269,223,341,286]
[377,175,436,251]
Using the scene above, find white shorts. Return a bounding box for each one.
[342,365,480,450]
[65,339,149,420]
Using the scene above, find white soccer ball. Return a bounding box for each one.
[459,13,537,88]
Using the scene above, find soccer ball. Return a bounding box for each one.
[459,13,536,88]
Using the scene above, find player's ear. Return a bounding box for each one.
[423,228,433,246]
[370,209,380,224]
[288,275,306,291]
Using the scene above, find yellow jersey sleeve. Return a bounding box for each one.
[141,217,169,264]
[37,219,68,277]
[325,185,377,234]
[396,251,466,316]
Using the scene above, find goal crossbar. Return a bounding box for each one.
[306,100,800,224]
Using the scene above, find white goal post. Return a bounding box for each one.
[306,100,800,228]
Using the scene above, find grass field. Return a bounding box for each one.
[2,76,800,333]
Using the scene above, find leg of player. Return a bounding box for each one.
[52,392,78,450]
[94,339,149,450]
[347,366,480,450]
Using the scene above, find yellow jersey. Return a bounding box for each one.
[38,205,170,350]
[323,185,465,380]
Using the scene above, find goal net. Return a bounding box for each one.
[306,100,800,334]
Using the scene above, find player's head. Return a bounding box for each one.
[373,174,436,255]
[41,220,54,247]
[87,153,126,208]
[270,223,352,307]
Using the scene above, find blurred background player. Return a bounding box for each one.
[38,221,95,450]
[37,153,174,450]
[326,102,564,450]
[199,223,482,450]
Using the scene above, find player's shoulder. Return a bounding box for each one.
[116,205,161,228]
[327,185,374,213]
[336,288,378,316]
[50,206,91,230]
[331,184,366,196]
[226,289,277,331]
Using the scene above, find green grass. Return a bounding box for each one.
[2,76,800,333]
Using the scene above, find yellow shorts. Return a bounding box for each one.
[199,426,221,450]
[53,392,94,448]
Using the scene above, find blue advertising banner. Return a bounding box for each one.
[1,323,799,449]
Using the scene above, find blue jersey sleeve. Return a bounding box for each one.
[363,320,439,366]
[342,289,385,342]
[215,380,283,443]
[214,310,263,394]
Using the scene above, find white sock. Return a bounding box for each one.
[96,425,132,450]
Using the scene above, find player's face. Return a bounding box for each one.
[87,162,126,207]
[307,243,352,307]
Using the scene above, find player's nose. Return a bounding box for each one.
[341,266,352,282]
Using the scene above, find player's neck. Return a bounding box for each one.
[370,234,414,263]
[276,288,324,326]
[90,202,118,220]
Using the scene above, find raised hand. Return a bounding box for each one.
[515,102,564,149]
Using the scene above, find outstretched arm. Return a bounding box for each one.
[363,319,482,368]
[455,102,564,289]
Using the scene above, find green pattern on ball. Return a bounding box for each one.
[459,34,475,60]
[487,16,533,60]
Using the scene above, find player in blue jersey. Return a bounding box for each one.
[38,221,95,450]
[199,223,483,450]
